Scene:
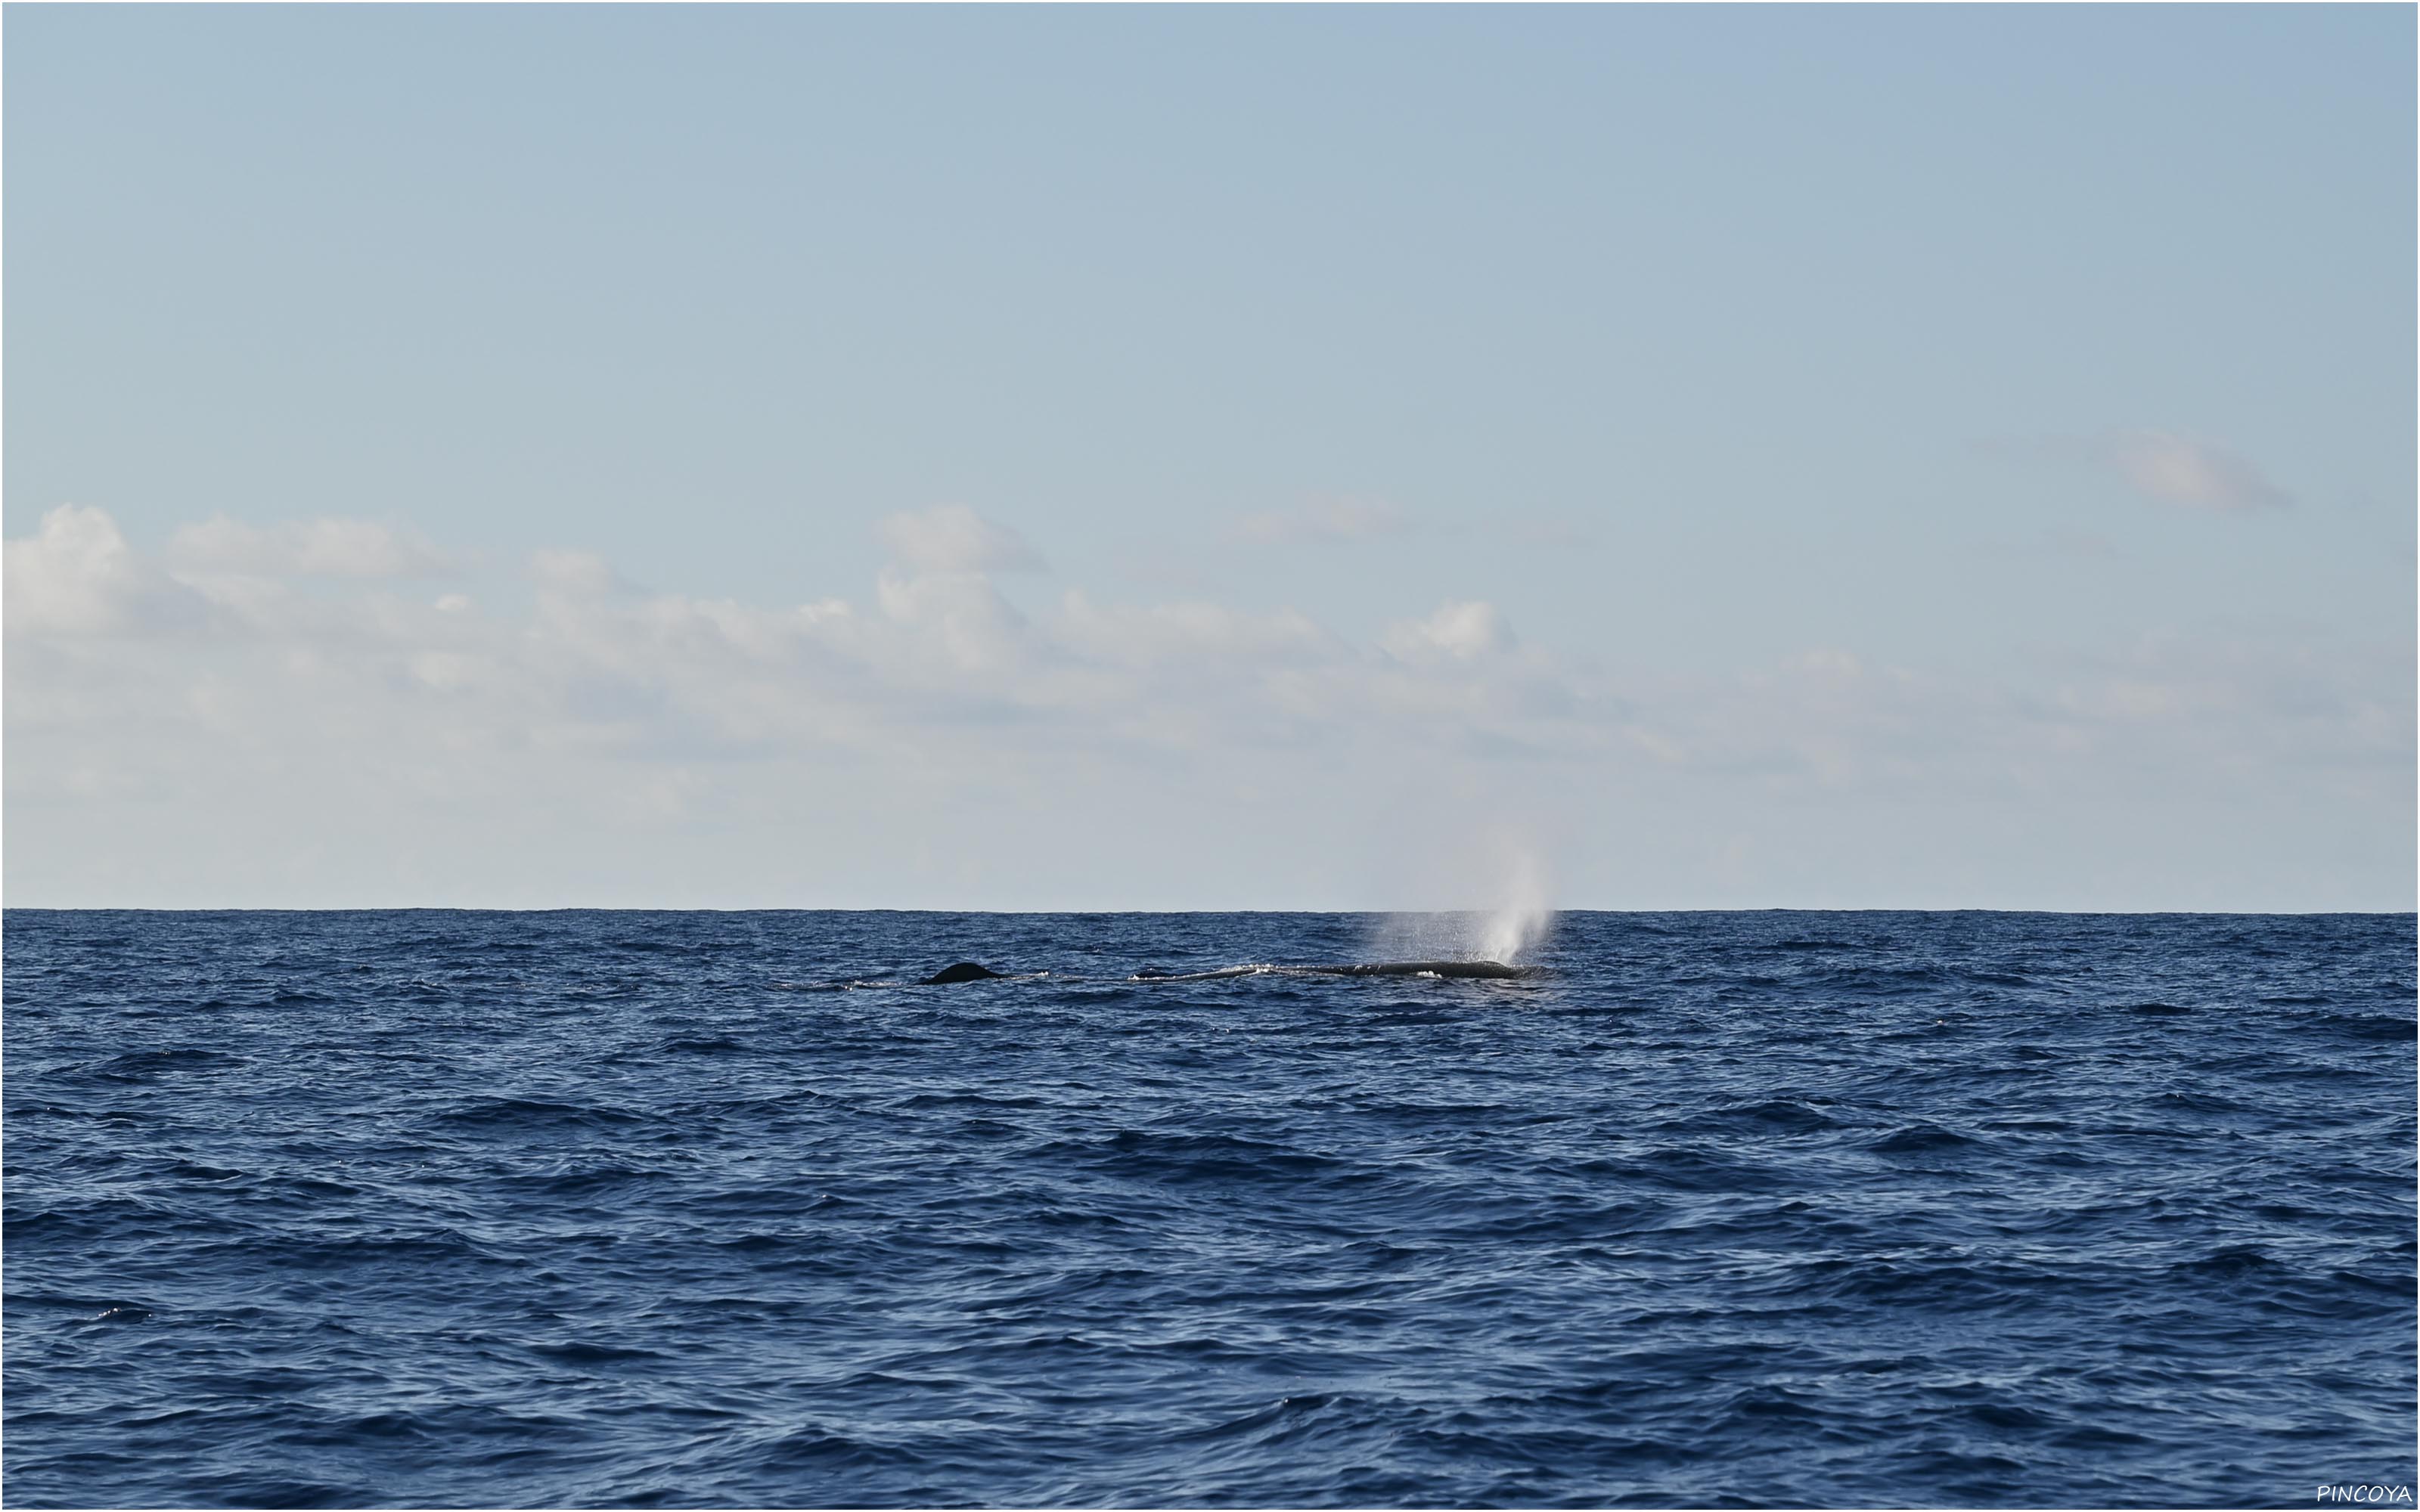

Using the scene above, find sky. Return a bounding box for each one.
[5,5,2412,911]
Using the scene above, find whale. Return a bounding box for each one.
[1319,959,1530,980]
[919,959,1534,986]
[1130,959,1535,982]
[920,962,1007,985]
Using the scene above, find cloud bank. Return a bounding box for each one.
[5,505,2407,908]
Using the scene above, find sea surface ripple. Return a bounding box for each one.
[5,909,2414,1507]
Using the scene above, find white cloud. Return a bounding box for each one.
[874,567,1032,674]
[5,506,2408,907]
[1055,592,1333,669]
[169,514,462,577]
[1782,647,1863,680]
[530,547,625,596]
[5,504,206,636]
[2104,431,2292,512]
[1384,600,1516,663]
[1235,495,1410,545]
[875,504,1042,575]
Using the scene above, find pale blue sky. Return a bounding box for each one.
[6,5,2412,910]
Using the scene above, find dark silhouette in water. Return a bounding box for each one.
[1325,959,1529,979]
[1130,959,1536,982]
[923,959,1531,986]
[920,962,1006,985]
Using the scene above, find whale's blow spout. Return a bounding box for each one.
[1477,842,1556,965]
[920,962,1004,985]
[1370,832,1559,968]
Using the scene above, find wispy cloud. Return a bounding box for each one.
[1498,515,1600,550]
[170,515,462,578]
[1981,430,2296,515]
[1383,600,1516,665]
[876,504,1043,575]
[530,547,635,597]
[2102,431,2292,512]
[1233,495,1410,546]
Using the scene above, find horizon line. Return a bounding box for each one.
[5,903,2412,918]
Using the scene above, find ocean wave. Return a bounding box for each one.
[5,907,2411,1507]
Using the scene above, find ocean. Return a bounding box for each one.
[5,908,2413,1507]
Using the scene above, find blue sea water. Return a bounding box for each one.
[4,909,2413,1509]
